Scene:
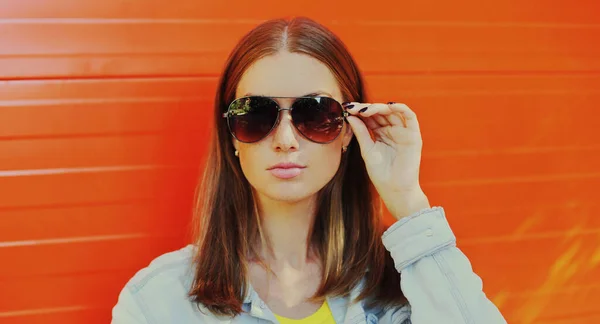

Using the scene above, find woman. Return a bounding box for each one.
[112,17,507,323]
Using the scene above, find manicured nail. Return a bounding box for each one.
[342,102,352,106]
[359,107,369,113]
[345,104,355,109]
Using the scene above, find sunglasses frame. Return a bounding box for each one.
[222,95,349,144]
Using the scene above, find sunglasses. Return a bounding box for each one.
[222,96,349,144]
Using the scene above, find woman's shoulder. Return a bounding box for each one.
[123,244,196,293]
[113,244,225,322]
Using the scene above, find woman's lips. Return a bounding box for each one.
[269,167,303,179]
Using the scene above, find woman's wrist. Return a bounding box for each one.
[387,188,431,220]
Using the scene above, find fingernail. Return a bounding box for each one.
[345,104,355,109]
[359,107,368,113]
[342,102,352,106]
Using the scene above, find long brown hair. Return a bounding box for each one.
[189,16,406,316]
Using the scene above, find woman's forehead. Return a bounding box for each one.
[235,52,342,100]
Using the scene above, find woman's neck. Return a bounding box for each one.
[256,193,318,269]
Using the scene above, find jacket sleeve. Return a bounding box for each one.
[111,285,150,324]
[379,207,507,324]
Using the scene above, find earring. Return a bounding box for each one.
[234,150,239,157]
[342,146,347,153]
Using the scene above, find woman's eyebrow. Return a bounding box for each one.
[304,91,334,97]
[243,91,333,97]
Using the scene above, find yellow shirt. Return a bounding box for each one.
[273,300,336,324]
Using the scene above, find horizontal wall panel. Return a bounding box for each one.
[0,77,210,101]
[424,177,600,215]
[0,53,226,80]
[0,271,133,310]
[496,285,600,323]
[0,236,186,277]
[0,134,207,170]
[422,148,600,183]
[0,168,198,208]
[0,100,211,139]
[0,307,110,324]
[367,74,600,97]
[447,202,600,241]
[538,313,600,324]
[1,0,598,24]
[463,235,600,294]
[0,200,194,242]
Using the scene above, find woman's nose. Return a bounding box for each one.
[271,110,299,152]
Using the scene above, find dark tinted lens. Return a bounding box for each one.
[291,97,344,143]
[227,97,279,143]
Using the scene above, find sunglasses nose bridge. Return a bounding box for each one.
[270,109,300,150]
[274,107,294,129]
[276,107,293,122]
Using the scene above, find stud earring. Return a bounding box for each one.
[342,146,347,153]
[234,150,239,157]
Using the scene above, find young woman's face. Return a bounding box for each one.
[233,51,353,203]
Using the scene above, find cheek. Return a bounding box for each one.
[238,148,266,181]
[311,147,342,182]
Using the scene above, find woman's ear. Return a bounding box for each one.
[232,139,239,152]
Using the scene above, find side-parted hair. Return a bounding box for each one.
[189,16,406,316]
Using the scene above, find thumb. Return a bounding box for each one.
[346,116,374,154]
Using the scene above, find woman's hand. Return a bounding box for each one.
[344,102,431,220]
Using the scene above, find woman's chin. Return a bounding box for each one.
[260,185,316,203]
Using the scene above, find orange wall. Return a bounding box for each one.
[1,1,599,323]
